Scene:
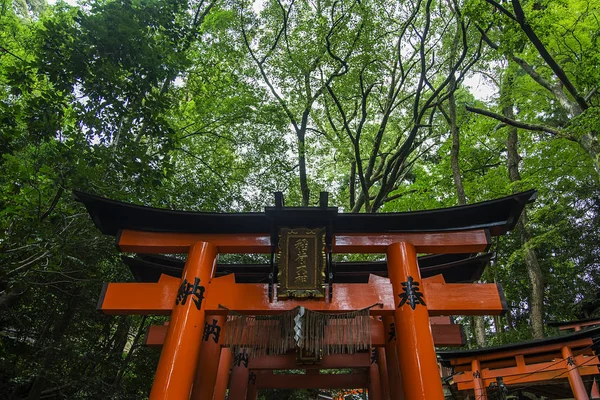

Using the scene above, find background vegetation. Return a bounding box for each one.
[0,0,598,398]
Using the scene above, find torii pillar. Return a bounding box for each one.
[387,242,445,400]
[149,242,218,400]
[228,349,250,400]
[191,314,226,400]
[213,348,233,400]
[382,316,404,400]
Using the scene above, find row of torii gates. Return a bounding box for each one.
[75,189,600,399]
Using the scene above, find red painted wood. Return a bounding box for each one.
[228,349,250,400]
[190,314,225,400]
[562,346,590,400]
[377,348,391,400]
[591,377,600,399]
[255,372,368,389]
[118,229,490,254]
[387,242,444,400]
[369,359,383,400]
[100,274,506,316]
[382,317,404,400]
[471,359,488,400]
[449,338,594,366]
[149,242,218,400]
[144,318,464,348]
[212,349,232,400]
[248,353,369,370]
[454,353,600,390]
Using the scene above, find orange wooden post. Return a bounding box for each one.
[387,242,445,400]
[591,377,600,399]
[369,354,383,400]
[246,371,258,400]
[191,314,226,400]
[228,349,250,400]
[561,346,590,400]
[382,316,404,400]
[150,242,218,400]
[213,348,233,400]
[471,359,488,400]
[377,348,391,400]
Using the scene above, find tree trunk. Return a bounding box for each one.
[448,72,487,346]
[297,132,310,206]
[113,316,147,389]
[448,76,467,206]
[24,292,80,400]
[502,68,545,339]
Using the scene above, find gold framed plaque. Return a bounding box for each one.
[277,228,326,298]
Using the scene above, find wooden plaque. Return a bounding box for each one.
[277,228,326,298]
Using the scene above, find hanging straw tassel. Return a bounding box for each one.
[221,305,377,357]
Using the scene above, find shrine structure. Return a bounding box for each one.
[439,326,600,400]
[74,189,537,400]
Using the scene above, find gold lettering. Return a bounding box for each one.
[294,238,309,283]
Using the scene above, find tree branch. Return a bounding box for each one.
[466,105,563,136]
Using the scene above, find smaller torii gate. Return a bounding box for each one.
[75,189,536,400]
[439,326,600,400]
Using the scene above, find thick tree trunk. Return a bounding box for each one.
[448,79,466,206]
[448,73,487,346]
[297,128,310,206]
[503,70,545,339]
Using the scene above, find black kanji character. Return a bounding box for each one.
[203,319,221,343]
[248,372,257,385]
[371,348,378,364]
[397,276,426,310]
[175,277,205,310]
[234,349,249,368]
[473,370,481,379]
[388,322,396,342]
[566,356,575,366]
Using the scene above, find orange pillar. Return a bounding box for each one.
[228,349,250,400]
[471,359,488,400]
[562,346,590,400]
[369,349,383,400]
[377,348,391,400]
[213,348,233,400]
[150,242,218,400]
[246,371,258,400]
[591,377,600,399]
[191,314,226,400]
[382,316,404,400]
[387,242,444,400]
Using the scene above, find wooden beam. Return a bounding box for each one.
[249,353,370,370]
[556,319,600,331]
[448,338,595,366]
[144,319,464,348]
[255,372,368,389]
[454,354,600,390]
[100,274,506,316]
[118,229,490,254]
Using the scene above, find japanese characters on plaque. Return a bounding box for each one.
[277,228,326,298]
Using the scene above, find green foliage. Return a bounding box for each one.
[0,0,599,397]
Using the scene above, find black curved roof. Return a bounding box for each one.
[73,189,537,236]
[123,253,492,284]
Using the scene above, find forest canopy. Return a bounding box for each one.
[0,0,599,398]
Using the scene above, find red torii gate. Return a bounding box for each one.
[439,327,600,400]
[75,189,536,400]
